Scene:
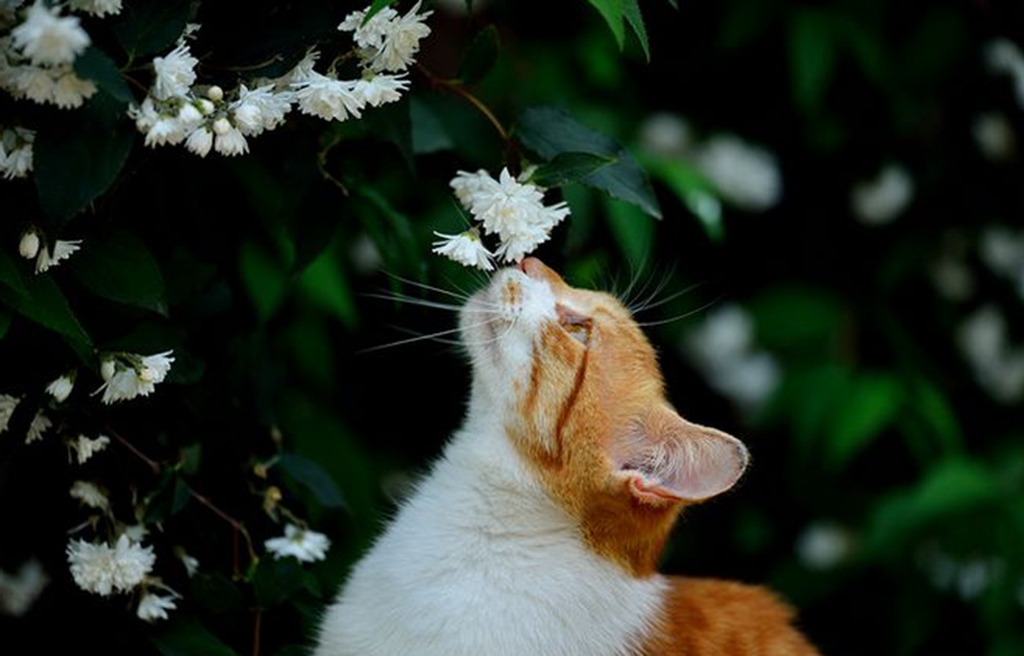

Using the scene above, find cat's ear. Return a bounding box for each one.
[612,406,749,504]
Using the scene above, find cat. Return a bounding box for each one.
[312,257,820,656]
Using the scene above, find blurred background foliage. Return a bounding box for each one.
[2,0,1024,655]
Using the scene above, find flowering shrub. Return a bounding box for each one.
[3,0,1024,655]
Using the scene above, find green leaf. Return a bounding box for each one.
[152,616,239,656]
[410,96,455,154]
[0,274,93,361]
[531,152,617,187]
[622,0,650,61]
[33,106,134,226]
[253,557,305,607]
[238,241,289,322]
[300,248,358,329]
[113,0,191,59]
[190,573,247,614]
[643,156,722,239]
[603,197,653,272]
[906,379,964,457]
[587,0,625,49]
[788,10,836,114]
[0,248,27,296]
[458,25,500,84]
[515,107,661,219]
[74,47,133,104]
[363,97,413,168]
[353,186,422,278]
[826,373,903,469]
[364,0,399,22]
[69,230,168,315]
[280,453,346,509]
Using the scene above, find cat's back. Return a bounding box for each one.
[640,577,819,656]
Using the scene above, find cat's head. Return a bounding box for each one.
[461,258,748,573]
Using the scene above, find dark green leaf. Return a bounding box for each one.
[826,374,903,469]
[364,97,413,168]
[0,310,11,339]
[33,106,134,226]
[253,557,304,607]
[69,230,168,315]
[300,248,358,329]
[238,241,289,322]
[113,0,191,59]
[531,152,617,187]
[143,474,190,522]
[364,0,399,22]
[180,443,202,475]
[152,616,239,656]
[643,156,721,239]
[788,10,836,114]
[410,96,455,154]
[458,25,500,84]
[603,197,653,272]
[353,186,422,278]
[0,248,27,296]
[587,0,625,48]
[190,573,247,614]
[515,107,661,219]
[280,453,346,509]
[622,0,650,61]
[906,379,964,457]
[74,47,133,104]
[0,274,93,361]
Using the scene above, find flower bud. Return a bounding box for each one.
[178,103,202,124]
[233,104,261,132]
[19,230,40,259]
[212,117,231,136]
[46,374,75,403]
[206,85,224,102]
[197,98,215,115]
[100,359,116,382]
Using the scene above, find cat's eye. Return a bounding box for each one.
[557,305,592,346]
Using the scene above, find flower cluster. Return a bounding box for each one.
[264,523,331,563]
[131,2,430,157]
[94,351,175,404]
[19,228,82,273]
[435,167,571,269]
[0,1,103,109]
[66,534,155,597]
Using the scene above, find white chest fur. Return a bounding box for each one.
[312,414,667,656]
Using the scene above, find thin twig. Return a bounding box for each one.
[416,64,509,143]
[252,607,263,656]
[188,485,259,576]
[107,427,162,475]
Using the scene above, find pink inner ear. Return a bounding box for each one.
[616,413,749,503]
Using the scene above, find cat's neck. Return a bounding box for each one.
[313,392,668,656]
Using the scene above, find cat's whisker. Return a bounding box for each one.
[628,264,677,315]
[363,292,501,313]
[358,317,502,354]
[634,296,721,328]
[617,253,651,307]
[631,281,706,315]
[382,272,475,302]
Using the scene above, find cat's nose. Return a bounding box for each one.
[520,257,568,289]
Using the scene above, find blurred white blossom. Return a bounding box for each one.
[11,1,89,66]
[432,228,494,271]
[684,304,781,413]
[694,134,781,212]
[35,238,81,273]
[25,410,50,444]
[45,373,75,403]
[0,394,18,434]
[638,112,693,157]
[972,112,1016,161]
[850,164,914,225]
[68,0,123,17]
[264,523,331,563]
[70,480,109,511]
[958,305,1024,403]
[985,38,1024,109]
[18,229,39,259]
[136,592,176,621]
[66,534,155,596]
[979,225,1024,298]
[72,434,110,464]
[1,127,34,179]
[0,559,49,617]
[796,522,854,570]
[94,351,175,404]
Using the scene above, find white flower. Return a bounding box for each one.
[694,134,782,212]
[449,168,570,263]
[973,112,1015,161]
[354,72,409,107]
[35,239,82,273]
[175,550,199,577]
[796,522,854,570]
[214,125,248,156]
[979,225,1024,284]
[958,305,1024,403]
[177,101,203,127]
[18,230,40,259]
[930,252,974,302]
[11,64,56,104]
[276,49,320,86]
[100,358,115,382]
[11,1,90,66]
[70,480,109,510]
[45,373,75,402]
[339,6,400,50]
[128,97,160,132]
[143,116,187,147]
[0,394,19,434]
[0,559,49,617]
[68,0,123,17]
[264,523,330,563]
[231,84,292,136]
[985,38,1024,109]
[137,592,176,621]
[432,228,494,271]
[152,43,197,100]
[850,164,914,225]
[206,84,224,102]
[25,410,51,444]
[368,2,432,73]
[1,127,34,180]
[639,112,693,156]
[121,524,148,542]
[66,534,155,596]
[72,434,110,464]
[94,351,175,404]
[293,71,366,122]
[51,71,96,108]
[185,126,213,157]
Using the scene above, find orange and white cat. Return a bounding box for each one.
[313,258,820,656]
